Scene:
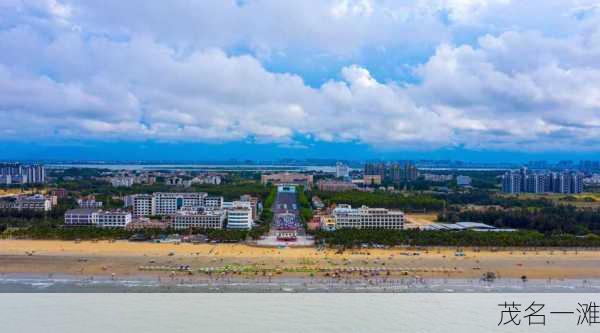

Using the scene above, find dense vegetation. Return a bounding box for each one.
[315,190,444,211]
[297,186,313,222]
[4,225,253,242]
[443,206,600,235]
[0,198,77,227]
[314,229,600,248]
[439,191,555,208]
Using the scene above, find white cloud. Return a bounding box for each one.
[1,0,600,152]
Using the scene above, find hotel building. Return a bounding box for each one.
[171,209,226,230]
[331,204,405,230]
[64,209,132,228]
[226,201,253,230]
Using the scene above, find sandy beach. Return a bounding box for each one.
[1,240,600,282]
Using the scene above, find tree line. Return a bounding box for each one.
[442,206,600,235]
[315,190,445,211]
[314,229,600,248]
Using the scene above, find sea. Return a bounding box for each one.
[1,290,599,332]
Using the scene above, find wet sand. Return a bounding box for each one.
[1,240,600,281]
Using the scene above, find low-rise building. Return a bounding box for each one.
[95,211,132,228]
[456,175,472,186]
[77,198,103,208]
[111,177,134,187]
[320,215,337,231]
[422,174,453,182]
[172,209,226,230]
[64,208,97,226]
[51,188,68,199]
[239,194,260,220]
[0,194,54,211]
[191,174,222,185]
[317,180,357,192]
[64,209,132,228]
[226,201,253,229]
[363,175,382,186]
[331,204,404,230]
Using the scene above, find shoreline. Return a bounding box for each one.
[1,272,600,293]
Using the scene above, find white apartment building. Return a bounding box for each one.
[203,196,224,209]
[64,208,97,226]
[64,209,132,228]
[18,195,54,211]
[171,209,226,230]
[132,192,208,216]
[0,194,54,211]
[77,199,103,208]
[153,192,207,215]
[133,194,154,217]
[95,211,132,228]
[335,162,350,178]
[226,201,253,229]
[332,204,405,230]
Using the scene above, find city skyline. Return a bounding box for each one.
[1,1,600,161]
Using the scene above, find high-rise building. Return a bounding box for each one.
[0,163,45,184]
[502,170,584,194]
[502,172,522,194]
[335,162,349,178]
[24,165,45,184]
[133,194,154,217]
[364,162,418,184]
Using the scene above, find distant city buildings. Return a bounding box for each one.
[261,172,313,187]
[191,174,222,185]
[364,162,418,184]
[422,173,454,182]
[584,174,600,185]
[0,163,46,185]
[335,162,350,178]
[363,174,382,185]
[51,188,68,199]
[110,176,134,187]
[502,168,584,194]
[317,179,357,192]
[456,175,472,187]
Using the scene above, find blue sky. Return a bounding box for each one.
[1,1,600,162]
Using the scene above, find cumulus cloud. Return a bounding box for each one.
[1,0,600,152]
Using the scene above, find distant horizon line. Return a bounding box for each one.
[0,159,594,166]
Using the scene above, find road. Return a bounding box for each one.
[256,186,314,246]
